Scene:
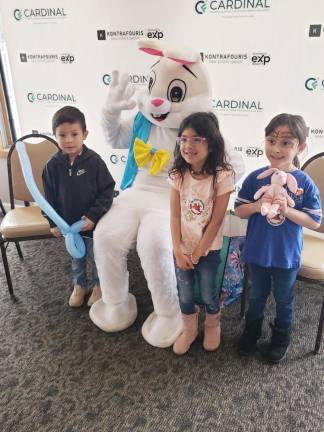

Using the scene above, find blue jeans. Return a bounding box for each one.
[71,237,99,288]
[174,250,221,315]
[246,263,299,329]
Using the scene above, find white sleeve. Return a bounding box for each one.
[101,110,134,149]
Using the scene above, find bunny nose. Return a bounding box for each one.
[151,98,164,107]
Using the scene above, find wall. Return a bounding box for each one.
[0,0,323,195]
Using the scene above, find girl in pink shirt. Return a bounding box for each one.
[169,112,234,355]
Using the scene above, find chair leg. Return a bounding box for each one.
[15,242,24,260]
[0,236,16,301]
[240,263,249,319]
[314,295,324,354]
[0,199,6,216]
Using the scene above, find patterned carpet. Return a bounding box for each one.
[0,237,323,432]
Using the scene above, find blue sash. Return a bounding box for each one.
[120,112,152,190]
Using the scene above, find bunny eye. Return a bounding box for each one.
[167,79,186,103]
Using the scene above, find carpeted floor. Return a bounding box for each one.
[0,237,323,432]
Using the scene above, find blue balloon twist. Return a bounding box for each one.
[16,140,86,259]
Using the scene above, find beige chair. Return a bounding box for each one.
[297,152,324,354]
[0,198,6,216]
[0,197,23,259]
[0,134,59,300]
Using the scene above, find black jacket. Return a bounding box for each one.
[42,145,115,237]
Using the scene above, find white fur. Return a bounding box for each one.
[91,41,244,347]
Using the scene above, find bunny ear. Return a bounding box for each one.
[138,39,164,57]
[286,174,298,194]
[166,56,196,65]
[257,167,278,179]
[138,40,201,64]
[165,49,199,65]
[139,47,164,56]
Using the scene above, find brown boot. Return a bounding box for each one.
[203,311,221,351]
[87,284,102,307]
[68,285,87,307]
[173,308,199,355]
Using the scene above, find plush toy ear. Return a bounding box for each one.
[257,167,278,179]
[138,39,164,57]
[286,173,298,194]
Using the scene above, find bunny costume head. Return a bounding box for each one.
[137,40,212,129]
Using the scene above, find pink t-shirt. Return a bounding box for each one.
[169,170,234,255]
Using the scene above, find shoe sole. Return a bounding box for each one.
[261,346,289,364]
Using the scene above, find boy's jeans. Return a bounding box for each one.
[175,250,221,315]
[71,237,99,289]
[246,263,299,329]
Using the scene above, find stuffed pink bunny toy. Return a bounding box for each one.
[254,168,300,221]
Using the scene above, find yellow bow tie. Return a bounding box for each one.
[134,138,171,175]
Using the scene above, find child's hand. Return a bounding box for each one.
[175,251,194,271]
[275,197,288,216]
[190,252,200,266]
[81,216,95,231]
[50,227,61,238]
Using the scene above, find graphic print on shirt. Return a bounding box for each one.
[189,199,204,215]
[182,193,213,229]
[76,169,86,176]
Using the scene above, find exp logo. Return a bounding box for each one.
[251,53,270,65]
[147,30,163,39]
[245,147,264,157]
[61,54,74,63]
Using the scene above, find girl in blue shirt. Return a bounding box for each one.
[235,113,322,363]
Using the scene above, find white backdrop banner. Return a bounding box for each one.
[0,0,323,195]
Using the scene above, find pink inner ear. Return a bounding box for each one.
[139,47,164,57]
[167,56,196,65]
[286,174,298,194]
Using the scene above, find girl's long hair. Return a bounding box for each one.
[265,113,307,169]
[169,112,232,182]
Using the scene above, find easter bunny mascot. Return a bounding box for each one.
[90,40,244,348]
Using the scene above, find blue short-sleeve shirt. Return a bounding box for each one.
[235,166,322,269]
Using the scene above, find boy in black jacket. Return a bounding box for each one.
[42,106,115,307]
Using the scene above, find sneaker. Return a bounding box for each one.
[68,285,87,307]
[87,284,102,307]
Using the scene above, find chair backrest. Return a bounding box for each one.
[8,134,59,208]
[302,152,324,233]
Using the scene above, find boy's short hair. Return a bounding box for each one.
[52,106,87,134]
